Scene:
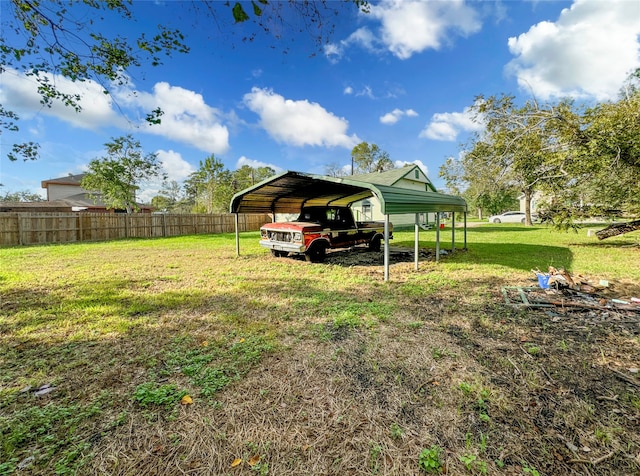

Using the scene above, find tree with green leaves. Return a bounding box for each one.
[185,157,275,213]
[233,164,276,190]
[350,142,394,174]
[82,135,165,213]
[452,95,575,225]
[2,0,369,161]
[151,180,193,213]
[439,155,519,219]
[562,72,640,238]
[185,155,227,213]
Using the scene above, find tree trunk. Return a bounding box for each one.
[523,189,532,225]
[596,219,640,240]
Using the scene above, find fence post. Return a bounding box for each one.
[18,214,24,246]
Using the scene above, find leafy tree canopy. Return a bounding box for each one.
[81,135,165,213]
[351,141,394,174]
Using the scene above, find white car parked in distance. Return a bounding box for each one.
[488,211,537,223]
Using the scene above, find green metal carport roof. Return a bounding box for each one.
[229,170,467,214]
[230,170,468,281]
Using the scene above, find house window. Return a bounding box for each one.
[415,169,419,179]
[361,200,372,220]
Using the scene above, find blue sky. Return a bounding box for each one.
[2,0,639,202]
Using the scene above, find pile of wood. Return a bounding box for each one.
[503,268,640,313]
[539,266,609,294]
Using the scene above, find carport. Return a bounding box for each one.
[230,170,468,281]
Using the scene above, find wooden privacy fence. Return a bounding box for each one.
[0,212,271,247]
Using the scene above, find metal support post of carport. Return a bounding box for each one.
[451,212,455,253]
[234,213,240,256]
[464,212,467,249]
[384,214,391,281]
[414,213,420,271]
[435,214,441,263]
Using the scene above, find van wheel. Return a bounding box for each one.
[369,236,382,252]
[305,244,326,263]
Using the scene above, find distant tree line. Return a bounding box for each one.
[151,156,275,214]
[0,187,45,202]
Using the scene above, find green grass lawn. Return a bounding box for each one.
[1,224,638,475]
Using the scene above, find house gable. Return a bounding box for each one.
[350,165,437,192]
[349,165,445,223]
[41,174,88,201]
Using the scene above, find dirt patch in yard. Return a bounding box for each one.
[324,246,454,268]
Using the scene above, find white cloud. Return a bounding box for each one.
[236,156,284,173]
[116,82,230,154]
[325,27,379,63]
[394,159,429,177]
[355,86,376,99]
[506,0,640,101]
[326,0,481,61]
[243,87,360,148]
[156,149,195,181]
[0,68,231,153]
[0,67,123,128]
[370,0,481,59]
[134,150,194,204]
[420,108,482,141]
[380,108,418,125]
[344,86,354,95]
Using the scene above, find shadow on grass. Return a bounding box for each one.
[448,242,573,272]
[460,225,542,233]
[387,241,573,273]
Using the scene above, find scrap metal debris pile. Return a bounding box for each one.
[503,267,640,334]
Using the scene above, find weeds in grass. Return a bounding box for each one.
[369,442,383,474]
[523,343,541,356]
[459,381,474,396]
[459,454,488,474]
[390,422,404,440]
[132,382,188,408]
[418,445,443,473]
[0,400,102,475]
[163,334,274,399]
[431,346,456,360]
[522,463,541,476]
